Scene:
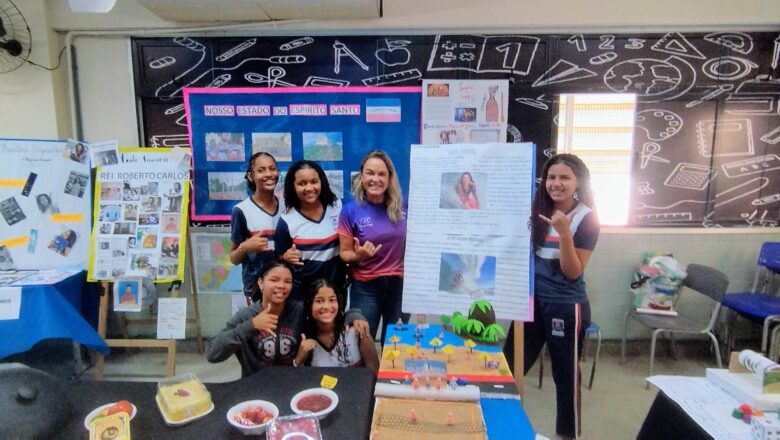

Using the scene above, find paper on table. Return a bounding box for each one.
[0,287,22,320]
[646,375,750,440]
[231,293,248,316]
[156,297,187,339]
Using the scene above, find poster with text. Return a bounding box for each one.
[88,148,189,283]
[0,139,92,270]
[184,87,421,220]
[403,142,535,321]
[421,80,508,145]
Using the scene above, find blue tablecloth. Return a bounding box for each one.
[0,271,109,359]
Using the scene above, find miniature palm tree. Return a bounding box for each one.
[384,349,401,368]
[440,315,451,330]
[482,323,506,342]
[464,318,485,335]
[451,312,467,334]
[464,339,477,353]
[479,352,491,368]
[389,335,401,350]
[442,344,456,362]
[429,337,443,354]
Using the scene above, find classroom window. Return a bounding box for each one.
[556,93,636,226]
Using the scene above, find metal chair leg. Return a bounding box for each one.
[588,328,601,389]
[621,311,630,364]
[707,331,723,368]
[647,329,663,389]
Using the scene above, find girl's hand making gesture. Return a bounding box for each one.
[282,244,304,266]
[295,333,317,366]
[252,303,279,336]
[538,210,573,236]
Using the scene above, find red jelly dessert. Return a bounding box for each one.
[296,394,332,413]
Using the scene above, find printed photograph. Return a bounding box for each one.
[112,222,137,235]
[141,196,162,213]
[205,132,245,162]
[114,277,142,312]
[426,83,450,97]
[100,181,122,201]
[130,253,153,271]
[94,149,119,167]
[48,229,78,257]
[64,140,88,164]
[252,132,293,161]
[124,203,138,221]
[439,171,486,210]
[65,171,89,198]
[138,213,160,226]
[161,213,180,233]
[127,236,137,249]
[161,237,180,258]
[208,172,246,200]
[99,204,122,222]
[302,132,343,161]
[137,227,158,249]
[99,223,113,234]
[147,182,159,196]
[438,252,496,297]
[163,182,184,212]
[122,182,140,201]
[438,128,464,144]
[454,107,477,123]
[0,197,26,226]
[35,193,60,214]
[159,258,178,277]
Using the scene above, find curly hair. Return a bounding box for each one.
[245,152,278,193]
[283,160,337,212]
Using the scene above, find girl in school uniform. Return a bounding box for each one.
[337,150,408,342]
[275,160,345,300]
[230,152,281,302]
[294,278,378,373]
[504,154,600,440]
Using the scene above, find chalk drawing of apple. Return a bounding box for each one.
[376,39,411,67]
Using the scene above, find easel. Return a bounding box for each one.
[513,322,524,398]
[93,229,204,379]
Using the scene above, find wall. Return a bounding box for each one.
[4,1,780,340]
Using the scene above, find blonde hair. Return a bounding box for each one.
[351,150,404,223]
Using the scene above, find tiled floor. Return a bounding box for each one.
[3,338,730,439]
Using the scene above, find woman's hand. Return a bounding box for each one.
[350,319,371,340]
[539,210,572,236]
[282,244,304,266]
[295,334,317,365]
[353,238,382,261]
[251,303,279,336]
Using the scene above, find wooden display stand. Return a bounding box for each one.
[513,322,524,398]
[93,274,203,379]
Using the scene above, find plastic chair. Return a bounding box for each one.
[621,264,729,383]
[538,322,601,390]
[721,242,780,355]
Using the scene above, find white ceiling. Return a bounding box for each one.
[136,0,382,22]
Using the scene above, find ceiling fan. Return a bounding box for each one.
[0,0,31,73]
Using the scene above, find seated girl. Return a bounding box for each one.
[206,261,369,377]
[294,279,379,373]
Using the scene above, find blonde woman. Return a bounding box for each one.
[337,150,408,342]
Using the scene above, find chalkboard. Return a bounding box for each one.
[132,32,780,227]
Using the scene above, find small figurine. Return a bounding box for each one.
[412,378,421,390]
[445,411,455,426]
[403,374,412,385]
[410,409,418,424]
[413,326,424,341]
[396,318,405,331]
[435,377,444,390]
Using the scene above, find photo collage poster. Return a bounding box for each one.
[403,142,536,321]
[88,148,190,283]
[0,139,92,270]
[183,87,422,220]
[421,79,509,145]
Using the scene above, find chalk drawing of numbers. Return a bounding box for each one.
[603,56,696,103]
[375,39,411,67]
[635,109,683,141]
[427,35,540,75]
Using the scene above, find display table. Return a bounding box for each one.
[638,391,712,440]
[0,270,109,359]
[376,324,535,439]
[56,366,375,439]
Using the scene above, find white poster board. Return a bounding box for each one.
[402,143,535,321]
[422,80,509,145]
[0,139,91,270]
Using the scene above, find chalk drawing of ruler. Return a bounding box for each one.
[362,69,422,86]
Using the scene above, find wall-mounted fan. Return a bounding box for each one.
[0,0,31,73]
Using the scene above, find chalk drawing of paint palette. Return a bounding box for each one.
[722,154,780,178]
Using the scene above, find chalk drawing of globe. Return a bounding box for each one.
[604,58,686,101]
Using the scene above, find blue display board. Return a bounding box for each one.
[184,87,421,220]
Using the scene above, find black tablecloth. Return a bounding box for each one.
[56,367,375,439]
[637,391,713,440]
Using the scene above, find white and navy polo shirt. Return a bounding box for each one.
[230,197,280,297]
[275,200,345,294]
[534,203,599,304]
